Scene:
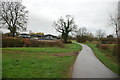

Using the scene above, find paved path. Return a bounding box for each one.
[72,43,118,78]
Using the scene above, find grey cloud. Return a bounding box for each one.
[2,0,118,36]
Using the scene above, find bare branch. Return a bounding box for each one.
[53,15,77,43]
[0,1,28,37]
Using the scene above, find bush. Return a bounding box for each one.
[53,40,64,47]
[76,35,88,43]
[92,41,98,44]
[65,40,72,44]
[23,38,31,47]
[100,38,116,44]
[2,37,64,48]
[100,44,109,50]
[96,42,102,48]
[112,45,118,56]
[29,40,64,47]
[2,37,24,47]
[61,39,72,44]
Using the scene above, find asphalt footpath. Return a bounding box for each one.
[72,43,118,78]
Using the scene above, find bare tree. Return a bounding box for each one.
[96,29,106,39]
[53,15,77,43]
[75,27,88,43]
[109,15,120,38]
[76,27,87,36]
[0,1,28,37]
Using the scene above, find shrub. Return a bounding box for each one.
[2,37,64,48]
[2,37,24,47]
[100,37,116,44]
[96,42,102,48]
[50,40,64,47]
[100,44,109,50]
[29,40,40,47]
[64,40,72,44]
[29,40,64,48]
[76,35,88,43]
[61,39,72,44]
[22,38,31,47]
[112,45,118,56]
[92,41,98,44]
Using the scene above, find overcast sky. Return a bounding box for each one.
[1,0,119,36]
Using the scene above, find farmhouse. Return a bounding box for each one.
[18,33,30,38]
[40,34,58,40]
[18,33,59,40]
[30,34,43,40]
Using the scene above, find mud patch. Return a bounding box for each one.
[52,52,79,57]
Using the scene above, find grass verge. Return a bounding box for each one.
[85,43,120,75]
[2,43,82,78]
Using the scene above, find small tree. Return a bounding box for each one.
[0,1,28,37]
[109,15,120,38]
[76,35,88,43]
[96,29,106,40]
[53,15,77,43]
[76,27,89,43]
[109,14,120,62]
[76,27,87,36]
[87,32,94,42]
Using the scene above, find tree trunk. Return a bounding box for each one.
[62,33,64,39]
[10,31,15,37]
[63,33,68,43]
[12,32,15,37]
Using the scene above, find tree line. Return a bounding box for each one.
[53,14,119,43]
[0,1,119,44]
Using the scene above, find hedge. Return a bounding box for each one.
[2,37,64,48]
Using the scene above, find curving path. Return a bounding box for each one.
[72,43,118,78]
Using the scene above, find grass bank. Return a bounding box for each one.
[85,43,119,75]
[2,43,82,78]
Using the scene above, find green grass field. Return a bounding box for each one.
[85,43,120,75]
[2,43,82,78]
[3,44,81,53]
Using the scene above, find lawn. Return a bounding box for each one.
[3,43,81,53]
[2,43,82,78]
[85,43,120,75]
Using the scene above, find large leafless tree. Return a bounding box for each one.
[0,1,28,37]
[53,15,77,43]
[109,15,120,38]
